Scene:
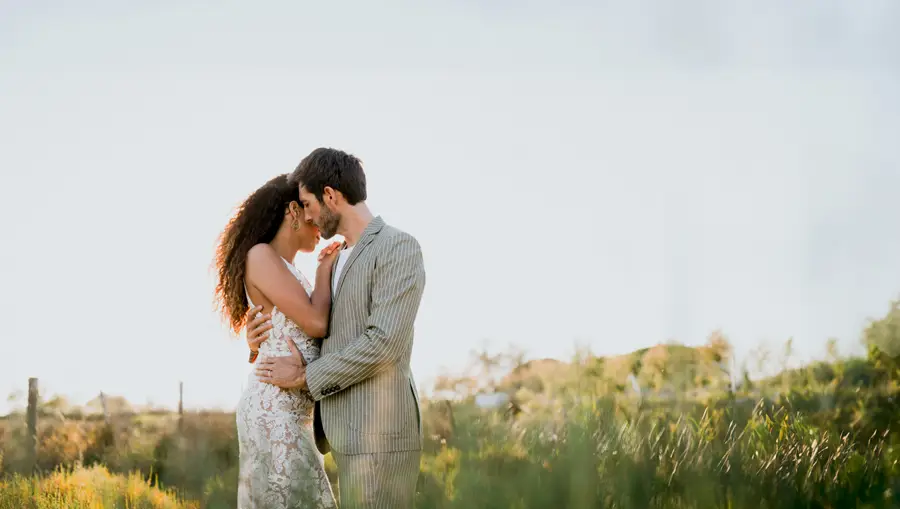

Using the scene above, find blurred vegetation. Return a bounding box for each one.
[2,297,898,508]
[0,465,194,509]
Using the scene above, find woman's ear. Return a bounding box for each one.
[288,201,302,218]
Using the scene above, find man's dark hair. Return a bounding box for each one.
[289,147,367,205]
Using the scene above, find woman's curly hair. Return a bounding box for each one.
[214,174,298,333]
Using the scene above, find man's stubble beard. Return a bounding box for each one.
[318,206,341,240]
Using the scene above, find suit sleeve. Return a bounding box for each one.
[305,233,425,400]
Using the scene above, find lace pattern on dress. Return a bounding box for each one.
[236,261,336,508]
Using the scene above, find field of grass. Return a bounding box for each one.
[2,299,898,508]
[2,392,898,508]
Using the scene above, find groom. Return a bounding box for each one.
[246,147,426,509]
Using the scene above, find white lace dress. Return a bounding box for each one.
[237,260,337,509]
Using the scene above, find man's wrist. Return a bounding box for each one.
[299,366,309,390]
[290,374,308,390]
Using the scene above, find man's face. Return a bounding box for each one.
[298,185,341,239]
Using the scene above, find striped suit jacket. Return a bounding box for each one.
[305,216,426,455]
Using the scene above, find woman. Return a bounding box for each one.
[214,174,340,508]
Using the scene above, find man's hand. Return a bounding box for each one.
[245,305,272,354]
[255,338,309,390]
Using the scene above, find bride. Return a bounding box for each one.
[214,174,340,508]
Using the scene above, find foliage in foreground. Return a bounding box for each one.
[2,396,899,509]
[417,397,900,508]
[0,465,195,509]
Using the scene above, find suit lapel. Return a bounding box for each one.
[334,216,385,299]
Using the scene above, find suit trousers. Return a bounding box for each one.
[332,449,421,509]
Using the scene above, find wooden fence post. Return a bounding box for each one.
[98,390,117,448]
[99,391,110,424]
[26,377,38,473]
[178,381,184,431]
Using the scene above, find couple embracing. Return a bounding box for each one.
[213,147,425,508]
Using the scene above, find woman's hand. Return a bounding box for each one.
[245,305,272,362]
[317,241,342,267]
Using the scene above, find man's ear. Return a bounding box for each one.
[322,186,342,207]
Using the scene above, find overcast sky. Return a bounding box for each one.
[1,0,898,413]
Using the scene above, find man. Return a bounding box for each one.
[246,147,426,509]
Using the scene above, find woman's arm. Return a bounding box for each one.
[307,250,336,336]
[245,244,336,338]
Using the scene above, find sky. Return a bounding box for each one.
[1,0,898,414]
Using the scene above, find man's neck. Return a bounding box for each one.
[338,203,374,247]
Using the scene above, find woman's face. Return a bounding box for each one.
[289,202,320,253]
[297,217,321,253]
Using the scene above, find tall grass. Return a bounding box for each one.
[417,396,900,508]
[0,465,195,509]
